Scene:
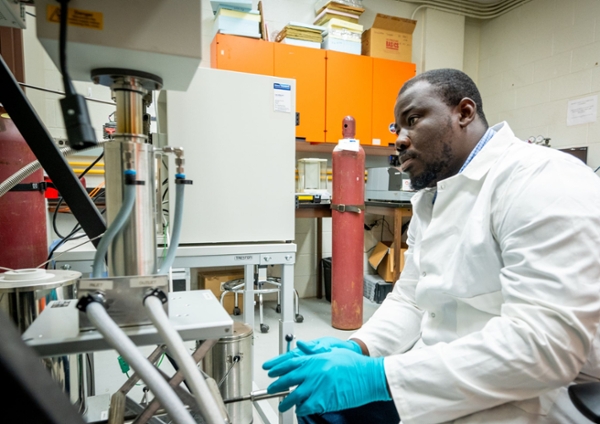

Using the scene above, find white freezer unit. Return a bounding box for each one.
[159,68,296,244]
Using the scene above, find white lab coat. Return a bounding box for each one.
[352,122,600,423]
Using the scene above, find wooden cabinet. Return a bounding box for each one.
[210,34,273,75]
[325,51,373,144]
[274,44,326,142]
[371,58,416,147]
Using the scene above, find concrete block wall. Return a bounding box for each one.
[475,0,600,169]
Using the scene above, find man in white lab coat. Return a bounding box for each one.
[264,68,600,423]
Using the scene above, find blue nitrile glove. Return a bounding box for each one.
[262,337,362,370]
[266,348,391,416]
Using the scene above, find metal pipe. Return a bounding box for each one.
[101,75,157,277]
[406,0,531,20]
[223,389,292,404]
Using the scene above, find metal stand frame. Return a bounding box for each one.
[54,242,297,424]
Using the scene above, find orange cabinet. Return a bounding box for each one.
[210,34,417,148]
[371,58,416,147]
[325,51,373,144]
[274,44,326,142]
[211,34,273,75]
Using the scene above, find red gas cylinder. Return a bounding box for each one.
[331,116,365,330]
[0,106,48,270]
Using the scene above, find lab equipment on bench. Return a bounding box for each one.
[297,158,331,202]
[365,166,415,203]
[220,267,303,334]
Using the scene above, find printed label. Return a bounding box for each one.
[47,5,104,30]
[130,277,167,288]
[338,138,360,152]
[235,255,253,261]
[274,83,292,113]
[80,279,113,291]
[386,39,399,50]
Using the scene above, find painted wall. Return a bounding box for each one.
[476,0,600,169]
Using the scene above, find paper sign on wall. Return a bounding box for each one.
[567,95,597,126]
[273,83,291,113]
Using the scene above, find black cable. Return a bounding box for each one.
[52,152,104,239]
[58,0,76,96]
[46,207,106,269]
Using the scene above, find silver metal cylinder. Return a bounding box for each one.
[103,75,158,277]
[105,141,157,276]
[203,322,254,424]
[0,269,89,409]
[113,77,145,136]
[0,269,80,332]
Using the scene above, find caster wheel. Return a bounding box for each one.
[260,324,269,333]
[295,314,304,323]
[233,307,241,316]
[275,305,281,313]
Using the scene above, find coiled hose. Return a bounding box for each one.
[0,140,109,198]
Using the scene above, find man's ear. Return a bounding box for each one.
[457,98,477,128]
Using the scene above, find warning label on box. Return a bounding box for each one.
[47,5,104,30]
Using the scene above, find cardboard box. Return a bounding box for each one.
[198,270,244,314]
[368,241,407,282]
[361,14,416,62]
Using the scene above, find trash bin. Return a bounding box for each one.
[322,257,332,302]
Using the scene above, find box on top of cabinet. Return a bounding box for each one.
[361,14,416,62]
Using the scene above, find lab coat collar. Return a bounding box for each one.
[458,121,513,182]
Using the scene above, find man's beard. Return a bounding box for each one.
[409,143,453,190]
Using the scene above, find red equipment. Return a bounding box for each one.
[331,116,365,330]
[0,107,48,270]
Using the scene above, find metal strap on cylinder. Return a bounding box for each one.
[330,204,364,214]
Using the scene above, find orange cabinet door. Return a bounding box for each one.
[274,44,326,142]
[372,58,416,147]
[210,34,273,75]
[325,51,373,144]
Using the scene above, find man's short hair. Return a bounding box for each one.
[399,68,488,127]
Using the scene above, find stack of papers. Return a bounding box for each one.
[275,22,327,49]
[313,7,360,26]
[325,18,363,42]
[210,0,252,15]
[213,4,261,38]
[314,0,365,17]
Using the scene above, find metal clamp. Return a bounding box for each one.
[330,203,365,214]
[9,182,48,192]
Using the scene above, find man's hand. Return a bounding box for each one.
[265,348,391,416]
[262,337,362,370]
